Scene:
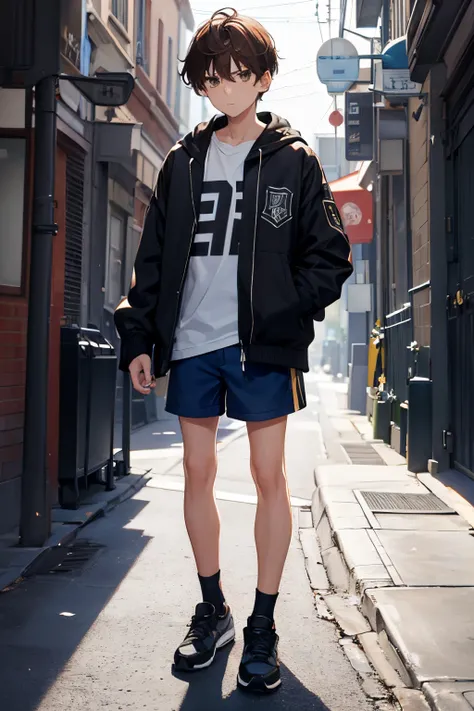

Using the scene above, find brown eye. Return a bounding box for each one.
[239,70,252,82]
[205,76,220,88]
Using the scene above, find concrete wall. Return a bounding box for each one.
[409,76,431,347]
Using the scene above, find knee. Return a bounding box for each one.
[184,455,217,490]
[251,459,287,500]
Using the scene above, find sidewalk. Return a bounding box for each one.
[313,375,474,711]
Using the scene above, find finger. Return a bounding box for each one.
[141,361,152,385]
[131,369,151,395]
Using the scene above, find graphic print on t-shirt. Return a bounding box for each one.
[191,180,243,257]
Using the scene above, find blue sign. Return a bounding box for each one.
[317,39,360,95]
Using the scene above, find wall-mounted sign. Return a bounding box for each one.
[330,171,373,245]
[373,60,422,97]
[317,38,360,94]
[374,37,423,97]
[345,92,374,162]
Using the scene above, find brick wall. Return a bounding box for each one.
[0,296,27,532]
[409,76,431,347]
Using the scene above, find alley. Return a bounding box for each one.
[0,376,373,711]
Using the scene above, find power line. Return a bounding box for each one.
[264,90,324,102]
[278,62,314,77]
[270,80,315,92]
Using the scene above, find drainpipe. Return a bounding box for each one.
[20,75,58,547]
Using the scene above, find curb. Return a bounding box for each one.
[311,378,474,711]
[0,470,150,593]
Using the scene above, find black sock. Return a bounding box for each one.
[198,570,226,616]
[251,588,279,622]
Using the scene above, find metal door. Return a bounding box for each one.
[446,95,474,477]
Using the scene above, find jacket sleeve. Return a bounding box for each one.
[114,150,174,372]
[293,149,353,317]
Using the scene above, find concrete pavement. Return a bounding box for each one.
[313,375,474,711]
[0,374,378,711]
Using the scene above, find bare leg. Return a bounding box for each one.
[247,416,292,595]
[180,416,221,577]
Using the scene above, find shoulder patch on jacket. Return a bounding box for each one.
[323,198,345,235]
[262,186,294,228]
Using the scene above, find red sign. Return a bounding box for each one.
[329,110,344,127]
[329,171,373,244]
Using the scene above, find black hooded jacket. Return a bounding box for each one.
[114,112,353,376]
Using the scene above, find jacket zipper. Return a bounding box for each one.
[166,158,197,366]
[248,148,263,350]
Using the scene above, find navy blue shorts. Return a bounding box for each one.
[165,345,306,422]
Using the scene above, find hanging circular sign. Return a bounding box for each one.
[329,110,344,127]
[317,38,360,94]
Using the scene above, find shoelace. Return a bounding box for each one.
[185,614,215,643]
[246,627,274,661]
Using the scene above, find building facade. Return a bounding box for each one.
[0,0,193,536]
[346,0,474,478]
[407,0,474,478]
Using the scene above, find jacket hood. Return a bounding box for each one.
[180,112,305,162]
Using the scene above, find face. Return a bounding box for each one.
[202,58,271,117]
[342,202,362,226]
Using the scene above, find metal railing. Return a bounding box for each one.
[384,304,413,419]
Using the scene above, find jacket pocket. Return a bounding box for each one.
[252,252,307,347]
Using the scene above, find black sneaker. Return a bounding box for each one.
[237,615,281,693]
[174,602,235,672]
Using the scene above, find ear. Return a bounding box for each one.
[258,71,272,94]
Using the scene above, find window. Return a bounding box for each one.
[0,137,26,289]
[106,211,126,309]
[166,37,173,107]
[136,0,151,73]
[156,19,164,93]
[111,0,128,29]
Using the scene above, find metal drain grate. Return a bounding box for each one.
[359,491,455,514]
[25,540,104,578]
[341,442,386,466]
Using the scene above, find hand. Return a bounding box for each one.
[129,354,156,395]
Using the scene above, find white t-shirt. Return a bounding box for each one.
[172,133,254,361]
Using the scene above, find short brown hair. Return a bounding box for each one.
[180,8,279,99]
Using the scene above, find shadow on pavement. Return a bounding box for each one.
[0,498,152,711]
[175,643,331,711]
[118,415,245,454]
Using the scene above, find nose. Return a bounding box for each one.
[223,82,232,96]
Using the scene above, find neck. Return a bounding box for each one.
[219,105,265,145]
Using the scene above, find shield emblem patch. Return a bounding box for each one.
[262,186,293,228]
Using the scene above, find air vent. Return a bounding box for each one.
[341,442,386,465]
[24,540,103,577]
[359,491,454,514]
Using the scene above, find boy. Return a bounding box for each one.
[115,8,352,694]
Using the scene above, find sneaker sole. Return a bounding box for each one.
[237,673,282,693]
[174,627,235,673]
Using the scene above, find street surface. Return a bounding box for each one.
[0,375,374,710]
